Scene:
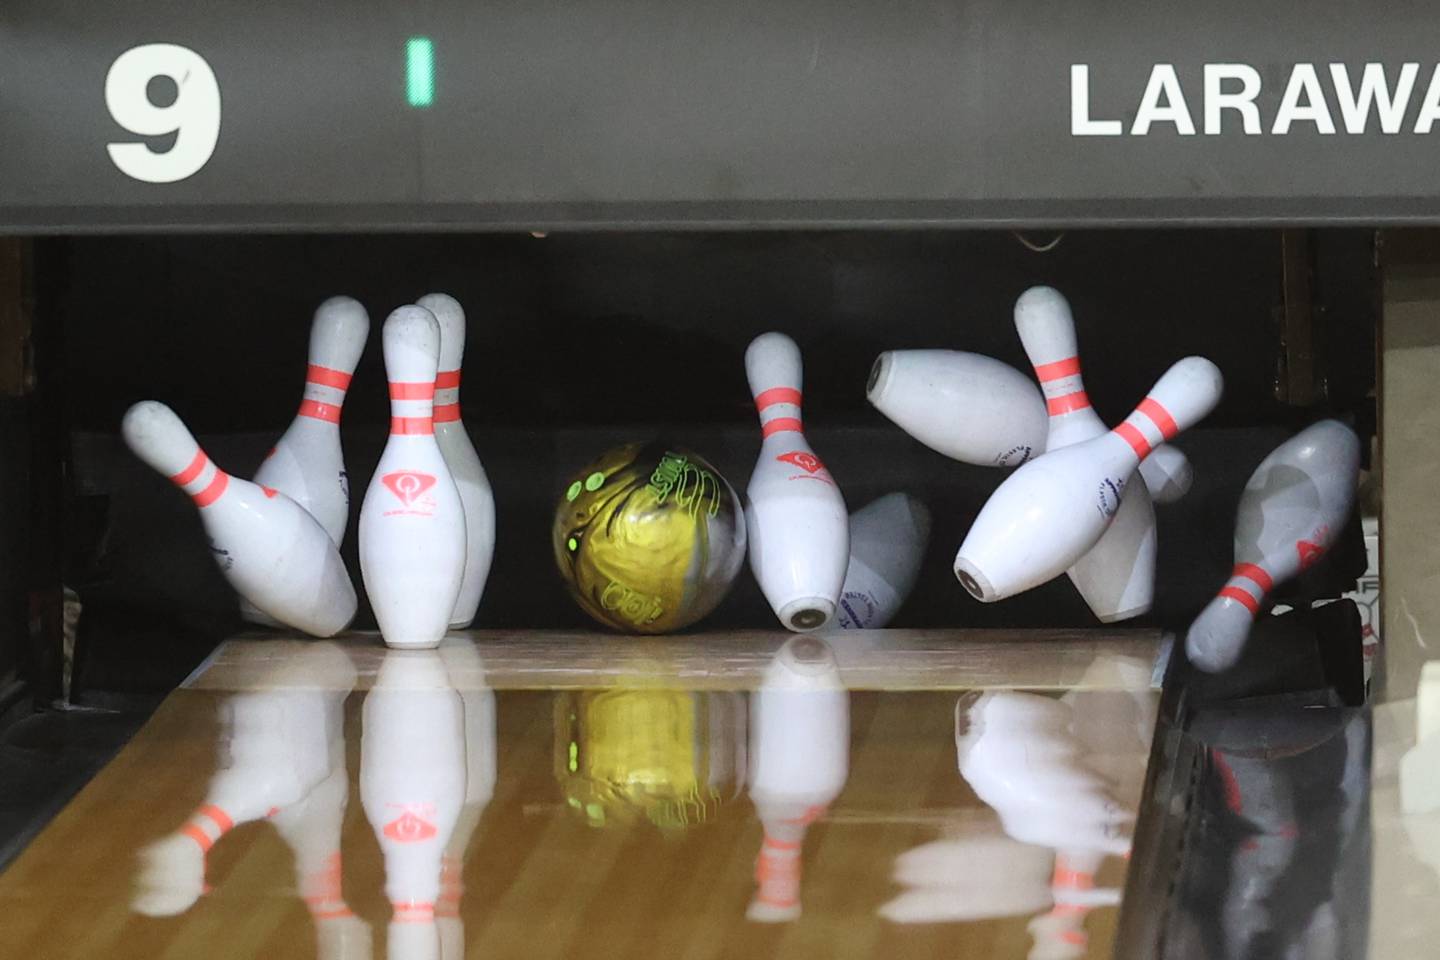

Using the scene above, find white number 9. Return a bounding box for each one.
[105,44,221,184]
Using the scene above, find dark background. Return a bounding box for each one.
[32,228,1376,693]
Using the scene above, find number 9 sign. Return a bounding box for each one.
[105,44,221,184]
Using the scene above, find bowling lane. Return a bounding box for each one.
[0,631,1165,960]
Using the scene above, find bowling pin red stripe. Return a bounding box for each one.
[761,417,803,437]
[192,471,229,507]
[298,399,341,423]
[1219,586,1260,614]
[1232,562,1274,593]
[171,450,209,486]
[1033,357,1082,382]
[1137,398,1179,439]
[762,836,802,852]
[392,902,436,923]
[390,416,434,435]
[1114,422,1152,459]
[1052,866,1095,890]
[435,370,461,389]
[306,365,353,390]
[389,382,435,401]
[433,403,461,423]
[1046,391,1091,415]
[755,387,802,411]
[181,823,215,852]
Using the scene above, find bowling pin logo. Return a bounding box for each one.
[1095,477,1125,519]
[382,803,439,843]
[837,591,878,630]
[1297,528,1329,569]
[776,451,830,481]
[381,471,439,514]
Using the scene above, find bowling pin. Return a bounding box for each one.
[359,306,467,650]
[866,349,1047,467]
[878,827,1054,923]
[954,356,1223,603]
[836,492,931,629]
[361,651,466,960]
[1140,443,1194,504]
[1014,285,1157,622]
[1185,419,1360,673]
[416,294,496,628]
[253,296,370,544]
[746,637,850,922]
[122,402,357,637]
[745,332,849,632]
[132,641,354,917]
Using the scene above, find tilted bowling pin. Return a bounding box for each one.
[867,349,1047,467]
[878,826,1055,923]
[417,294,496,628]
[746,637,850,922]
[361,651,466,960]
[745,332,849,632]
[132,641,353,917]
[359,306,467,650]
[954,356,1223,603]
[1185,419,1360,673]
[836,492,931,629]
[254,296,370,544]
[1014,286,1157,622]
[122,402,357,637]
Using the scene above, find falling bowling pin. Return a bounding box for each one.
[1185,419,1360,673]
[746,636,850,921]
[867,349,1047,466]
[954,356,1223,603]
[417,294,496,628]
[361,651,466,960]
[836,492,931,629]
[745,332,848,632]
[122,402,357,637]
[1013,285,1157,622]
[359,306,467,650]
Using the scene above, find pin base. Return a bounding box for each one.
[952,560,997,603]
[1093,603,1153,624]
[381,637,444,651]
[778,598,835,632]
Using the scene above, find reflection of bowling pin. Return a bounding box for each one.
[1186,420,1360,673]
[361,651,466,960]
[955,357,1223,603]
[435,641,499,960]
[122,401,357,637]
[359,306,467,650]
[866,349,1047,466]
[254,296,370,544]
[744,333,849,632]
[1014,286,1157,622]
[417,294,496,629]
[836,493,931,629]
[879,823,1054,923]
[132,642,356,917]
[955,692,1133,859]
[746,637,850,921]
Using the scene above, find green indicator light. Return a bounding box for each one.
[406,37,435,108]
[585,471,605,492]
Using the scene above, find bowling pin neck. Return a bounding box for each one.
[298,364,353,426]
[1215,562,1272,619]
[434,370,461,425]
[753,385,804,438]
[1109,357,1224,465]
[389,380,436,436]
[169,448,232,507]
[1031,355,1093,418]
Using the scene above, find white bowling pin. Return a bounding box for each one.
[254,296,370,544]
[1185,419,1360,673]
[878,826,1054,923]
[836,492,931,629]
[1140,443,1194,504]
[954,356,1223,603]
[361,651,467,960]
[866,349,1047,467]
[435,640,499,960]
[132,641,354,917]
[359,306,467,650]
[122,402,357,637]
[746,637,850,922]
[745,332,849,632]
[1014,286,1157,622]
[417,294,496,629]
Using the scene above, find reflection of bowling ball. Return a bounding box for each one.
[553,689,747,830]
[553,442,746,633]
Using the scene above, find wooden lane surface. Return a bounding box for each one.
[0,635,1157,959]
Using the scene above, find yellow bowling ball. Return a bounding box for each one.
[553,442,746,633]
